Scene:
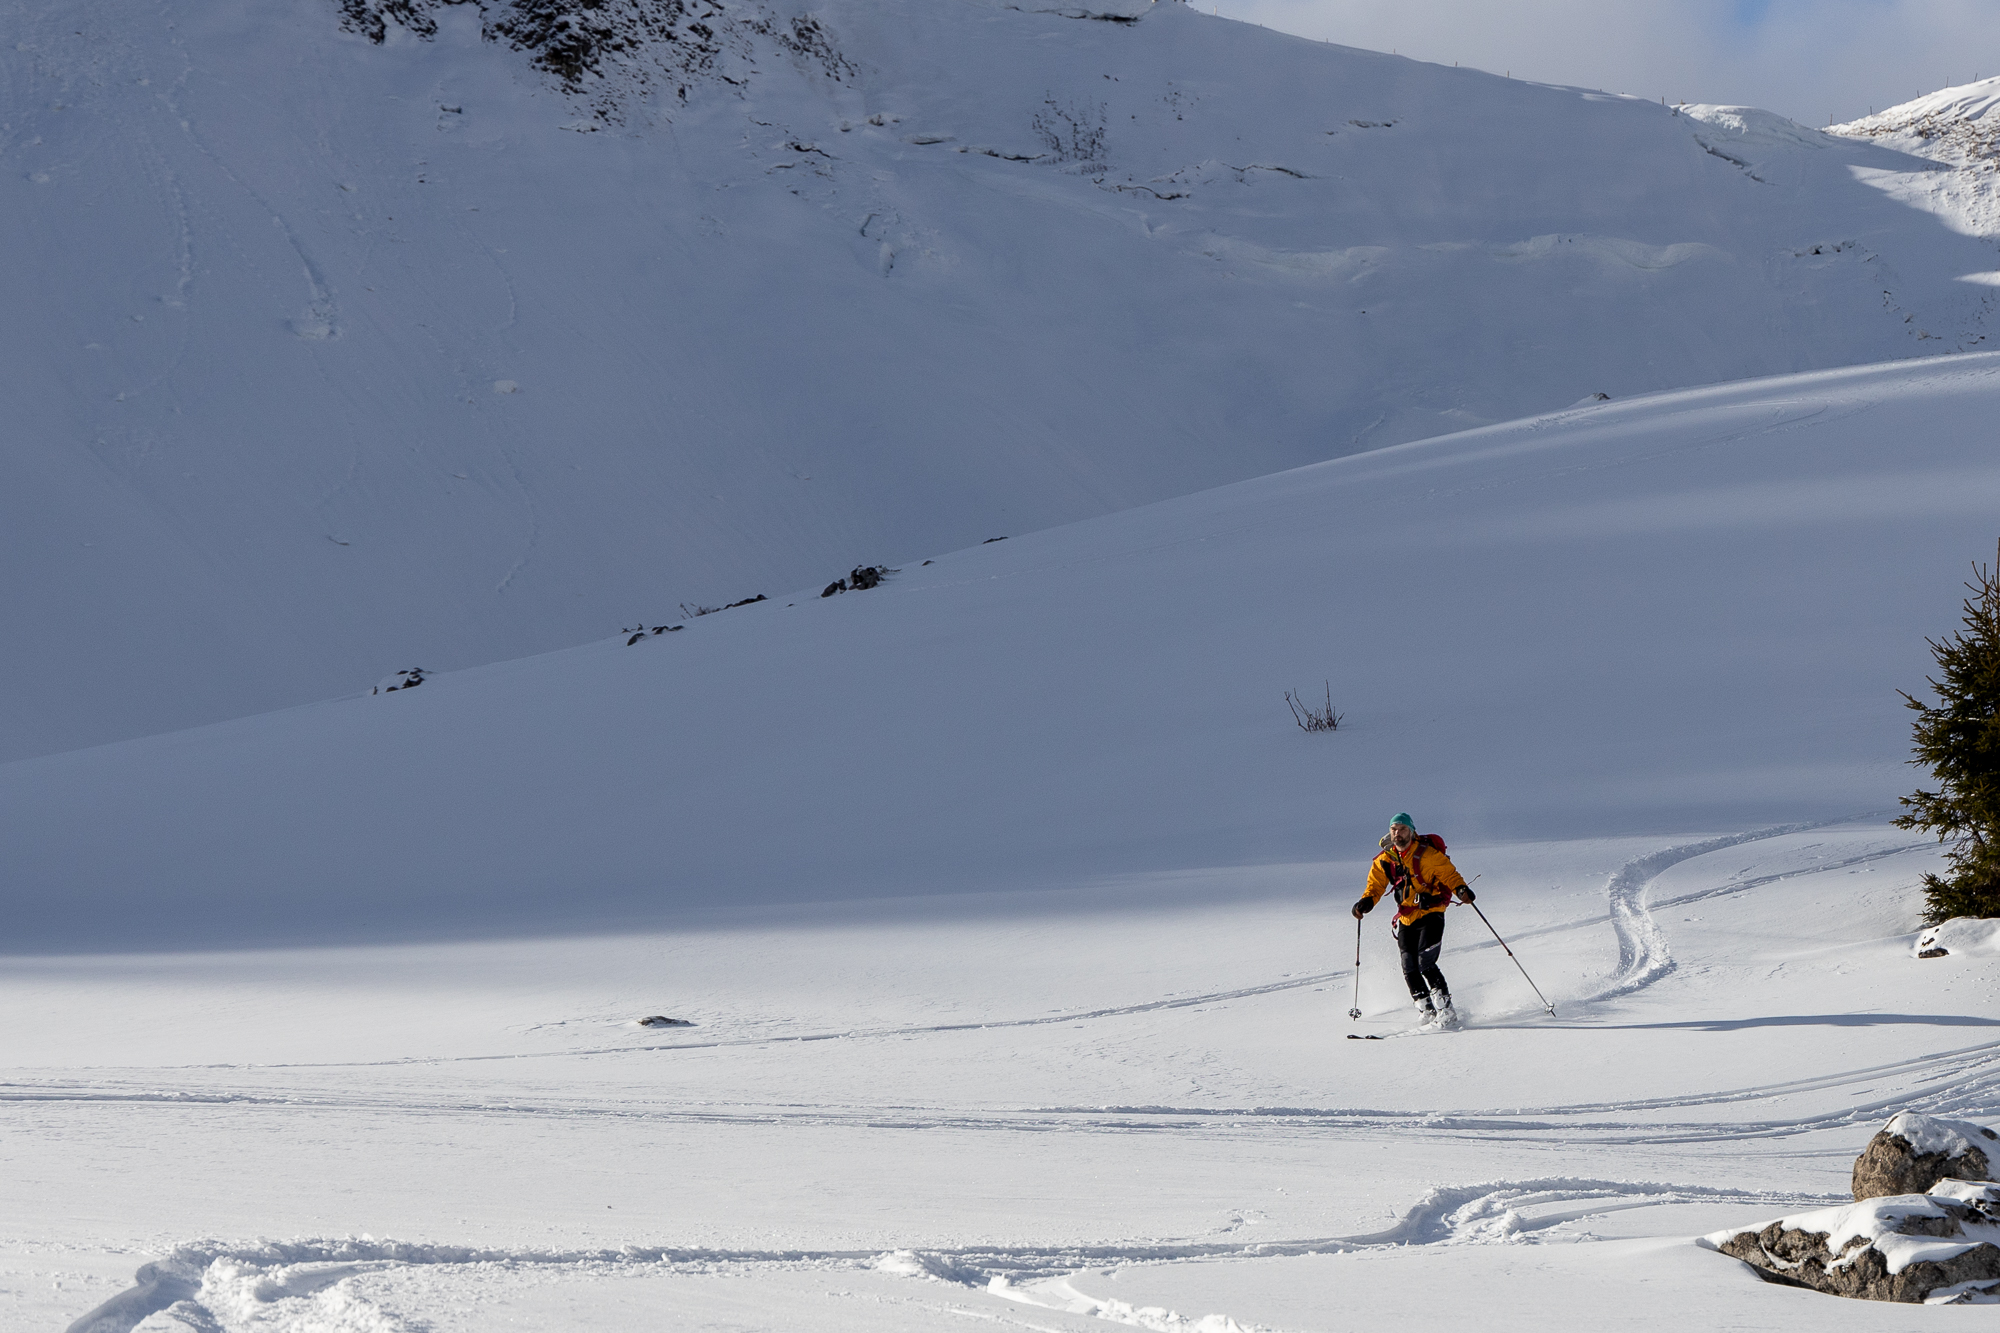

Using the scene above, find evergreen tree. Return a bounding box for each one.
[1896,544,2000,923]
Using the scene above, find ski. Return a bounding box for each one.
[1348,1017,1464,1039]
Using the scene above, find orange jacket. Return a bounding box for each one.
[1361,836,1468,925]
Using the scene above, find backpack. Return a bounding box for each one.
[1376,833,1450,910]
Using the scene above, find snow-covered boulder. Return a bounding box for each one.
[1707,1179,2000,1304]
[372,669,429,695]
[1915,918,2000,960]
[1854,1113,1997,1200]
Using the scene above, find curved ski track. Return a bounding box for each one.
[66,1176,1844,1333]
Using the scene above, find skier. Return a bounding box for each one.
[1352,813,1477,1027]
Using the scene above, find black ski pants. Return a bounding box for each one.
[1394,914,1449,1001]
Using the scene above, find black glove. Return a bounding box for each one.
[1455,886,1476,903]
[1352,897,1375,919]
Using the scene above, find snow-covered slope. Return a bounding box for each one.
[13,821,1989,1331]
[1833,75,2000,238]
[5,0,1998,762]
[6,353,1999,954]
[11,355,2000,1331]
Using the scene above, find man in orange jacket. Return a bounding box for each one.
[1352,813,1477,1026]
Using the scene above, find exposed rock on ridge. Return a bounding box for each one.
[337,0,854,120]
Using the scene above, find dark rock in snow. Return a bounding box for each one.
[1706,1114,2000,1303]
[1854,1112,1996,1200]
[1912,918,2000,959]
[637,1015,692,1027]
[1712,1182,2000,1303]
[822,566,891,596]
[373,668,429,694]
[339,0,856,124]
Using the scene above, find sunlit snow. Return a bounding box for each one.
[10,2,2000,1329]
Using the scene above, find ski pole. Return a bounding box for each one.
[1348,915,1363,1021]
[1466,899,1556,1018]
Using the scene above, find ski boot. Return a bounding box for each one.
[1413,993,1438,1027]
[1430,989,1460,1030]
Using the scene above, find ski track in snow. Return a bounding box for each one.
[13,820,1924,1075]
[65,1177,1842,1333]
[1593,816,1897,1004]
[16,824,1976,1153]
[16,1029,1997,1145]
[42,822,1974,1333]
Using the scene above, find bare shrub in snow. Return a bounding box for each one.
[1286,681,1342,733]
[622,594,766,642]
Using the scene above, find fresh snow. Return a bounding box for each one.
[1919,918,2000,960]
[7,353,2000,950]
[13,3,2000,1328]
[6,0,2000,759]
[1881,1111,2000,1160]
[1832,75,2000,239]
[8,354,2000,1330]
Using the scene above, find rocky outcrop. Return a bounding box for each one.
[1712,1183,2000,1303]
[336,0,855,124]
[1706,1113,2000,1304]
[1853,1112,1996,1201]
[821,565,892,597]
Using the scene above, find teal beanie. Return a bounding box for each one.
[1390,812,1415,829]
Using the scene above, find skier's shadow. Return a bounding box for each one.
[1516,1014,2000,1031]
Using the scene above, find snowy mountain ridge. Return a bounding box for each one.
[6,0,2000,765]
[1832,75,2000,239]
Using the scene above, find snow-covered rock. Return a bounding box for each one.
[1915,917,2000,959]
[1854,1113,1997,1200]
[372,668,431,695]
[1707,1180,2000,1304]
